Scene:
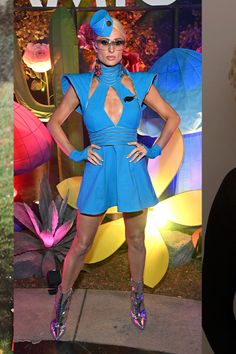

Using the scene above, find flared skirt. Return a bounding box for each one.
[76,144,159,214]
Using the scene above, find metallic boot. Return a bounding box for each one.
[50,284,73,341]
[130,278,147,330]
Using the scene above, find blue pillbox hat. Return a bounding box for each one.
[90,9,113,37]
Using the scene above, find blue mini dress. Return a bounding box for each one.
[61,65,159,214]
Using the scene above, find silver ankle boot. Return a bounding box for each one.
[130,278,147,330]
[50,284,73,341]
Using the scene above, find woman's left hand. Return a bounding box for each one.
[127,141,147,162]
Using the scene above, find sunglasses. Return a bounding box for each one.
[95,38,125,51]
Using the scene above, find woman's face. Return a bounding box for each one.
[93,27,126,67]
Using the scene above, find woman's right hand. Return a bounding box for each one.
[69,144,103,165]
[87,144,103,165]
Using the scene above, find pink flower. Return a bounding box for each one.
[14,200,74,249]
[23,42,52,73]
[77,23,96,51]
[196,46,202,53]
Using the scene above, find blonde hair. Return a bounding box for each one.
[229,48,236,93]
[111,17,126,40]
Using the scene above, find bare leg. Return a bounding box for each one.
[123,208,148,281]
[50,209,106,340]
[60,210,106,293]
[123,208,148,330]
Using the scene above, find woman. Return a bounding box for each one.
[47,9,180,341]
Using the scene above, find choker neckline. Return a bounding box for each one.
[96,62,124,86]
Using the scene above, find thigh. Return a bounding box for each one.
[75,210,107,242]
[123,208,148,237]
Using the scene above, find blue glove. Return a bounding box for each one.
[142,143,162,159]
[68,147,89,163]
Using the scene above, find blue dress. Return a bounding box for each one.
[61,66,159,214]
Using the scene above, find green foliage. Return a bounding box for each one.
[0,337,13,354]
[0,82,13,348]
[0,1,13,83]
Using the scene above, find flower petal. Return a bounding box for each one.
[49,200,58,235]
[154,190,202,226]
[148,129,184,198]
[53,219,74,246]
[39,230,54,248]
[24,203,42,236]
[56,176,82,208]
[144,215,169,288]
[14,232,42,255]
[14,202,37,234]
[84,218,126,263]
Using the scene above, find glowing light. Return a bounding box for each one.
[149,205,170,228]
[155,190,202,226]
[14,188,17,197]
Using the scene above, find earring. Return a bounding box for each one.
[94,57,102,76]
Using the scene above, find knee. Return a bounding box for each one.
[126,231,146,252]
[73,237,93,257]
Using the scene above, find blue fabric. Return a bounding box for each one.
[89,126,137,146]
[129,72,158,111]
[89,9,113,37]
[61,73,91,114]
[69,148,89,162]
[142,144,162,159]
[61,65,159,214]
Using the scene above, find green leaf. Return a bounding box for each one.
[49,7,79,106]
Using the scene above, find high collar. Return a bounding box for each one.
[96,62,124,86]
